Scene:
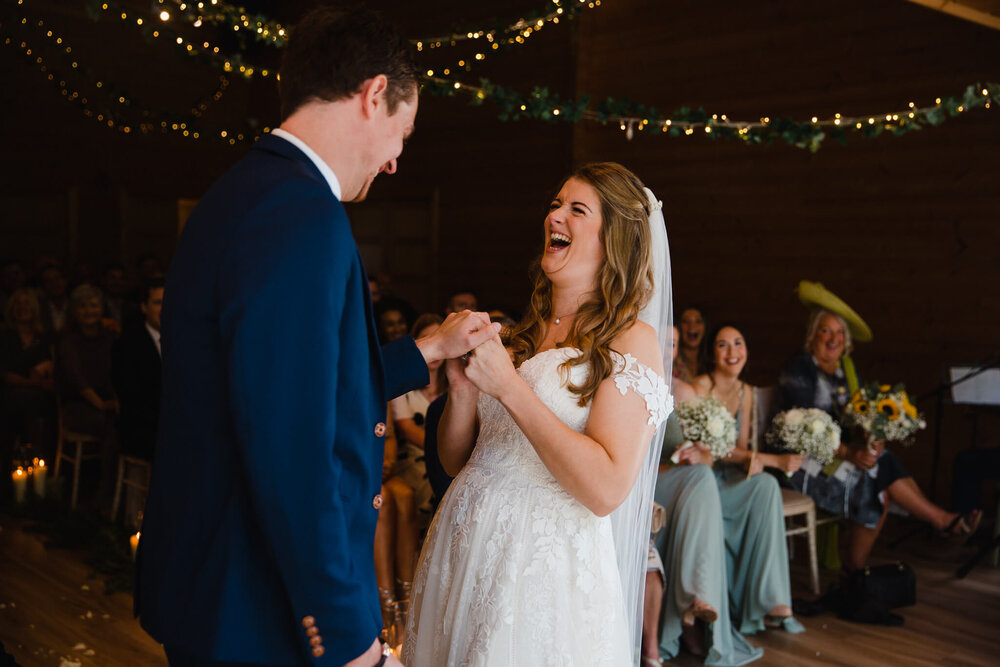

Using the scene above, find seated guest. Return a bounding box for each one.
[57,284,119,506]
[776,292,978,574]
[38,264,70,335]
[112,278,164,462]
[422,392,453,506]
[135,252,165,282]
[375,298,413,345]
[676,305,708,383]
[1,288,56,461]
[374,405,417,623]
[444,289,477,315]
[692,324,803,635]
[100,262,139,330]
[647,326,763,666]
[389,314,448,518]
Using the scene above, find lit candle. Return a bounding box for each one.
[11,468,27,504]
[130,532,141,559]
[32,458,47,499]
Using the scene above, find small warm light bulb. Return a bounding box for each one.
[811,116,818,123]
[159,10,170,21]
[553,108,560,115]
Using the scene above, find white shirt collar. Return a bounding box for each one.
[145,321,162,358]
[270,128,342,201]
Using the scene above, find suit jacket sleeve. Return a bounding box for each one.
[382,335,429,400]
[218,186,379,663]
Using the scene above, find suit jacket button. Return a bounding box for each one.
[309,635,323,647]
[301,615,315,628]
[312,646,325,658]
[374,422,386,437]
[372,493,383,509]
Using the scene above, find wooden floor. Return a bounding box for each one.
[0,516,166,667]
[1,514,998,666]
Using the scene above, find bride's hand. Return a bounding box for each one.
[445,357,478,398]
[462,338,519,400]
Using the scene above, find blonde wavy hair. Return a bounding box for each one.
[507,162,654,406]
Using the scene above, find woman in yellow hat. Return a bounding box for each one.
[776,289,979,575]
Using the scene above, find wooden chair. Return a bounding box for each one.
[751,385,837,596]
[53,398,103,511]
[110,454,152,524]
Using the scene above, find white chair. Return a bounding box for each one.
[111,454,152,525]
[53,401,103,511]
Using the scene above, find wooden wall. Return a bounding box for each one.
[2,0,998,502]
[573,0,1000,501]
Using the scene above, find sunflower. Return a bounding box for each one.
[901,395,918,419]
[879,384,892,392]
[878,398,901,421]
[851,397,870,414]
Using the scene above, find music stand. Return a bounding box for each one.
[945,359,1000,579]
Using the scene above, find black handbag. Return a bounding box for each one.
[850,561,916,609]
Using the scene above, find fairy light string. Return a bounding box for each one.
[8,0,997,148]
[423,77,999,152]
[2,9,259,143]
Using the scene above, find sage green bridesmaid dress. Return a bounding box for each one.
[653,413,764,666]
[713,408,804,635]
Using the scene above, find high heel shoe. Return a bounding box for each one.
[942,509,982,542]
[764,614,806,633]
[681,599,718,626]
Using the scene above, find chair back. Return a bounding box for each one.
[750,385,781,452]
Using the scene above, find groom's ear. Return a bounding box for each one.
[358,74,389,119]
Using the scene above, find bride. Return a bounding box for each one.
[403,162,673,665]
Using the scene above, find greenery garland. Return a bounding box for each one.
[7,0,998,149]
[424,78,1000,152]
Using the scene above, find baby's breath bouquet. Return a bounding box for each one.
[672,396,737,460]
[842,382,926,444]
[766,408,841,464]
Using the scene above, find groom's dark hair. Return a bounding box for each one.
[278,6,419,119]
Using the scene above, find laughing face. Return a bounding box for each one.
[679,308,705,350]
[810,312,846,366]
[540,177,605,288]
[713,326,747,377]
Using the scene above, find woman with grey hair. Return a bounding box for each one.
[776,305,978,578]
[57,283,119,507]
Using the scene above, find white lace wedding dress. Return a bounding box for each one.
[403,347,670,666]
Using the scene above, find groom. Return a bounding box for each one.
[136,7,498,666]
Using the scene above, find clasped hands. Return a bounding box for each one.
[417,309,515,400]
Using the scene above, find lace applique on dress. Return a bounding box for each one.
[612,352,673,426]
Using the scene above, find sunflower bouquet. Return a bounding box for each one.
[671,396,738,461]
[766,408,841,465]
[842,382,926,444]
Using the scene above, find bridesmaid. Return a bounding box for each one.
[692,324,804,635]
[649,327,763,666]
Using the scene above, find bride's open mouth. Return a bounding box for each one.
[547,232,572,252]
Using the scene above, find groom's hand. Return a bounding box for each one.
[416,310,500,364]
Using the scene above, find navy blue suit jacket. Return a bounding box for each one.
[137,134,429,664]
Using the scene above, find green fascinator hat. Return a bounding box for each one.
[796,280,873,343]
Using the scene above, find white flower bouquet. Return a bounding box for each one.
[671,396,737,461]
[766,408,841,464]
[842,382,926,444]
